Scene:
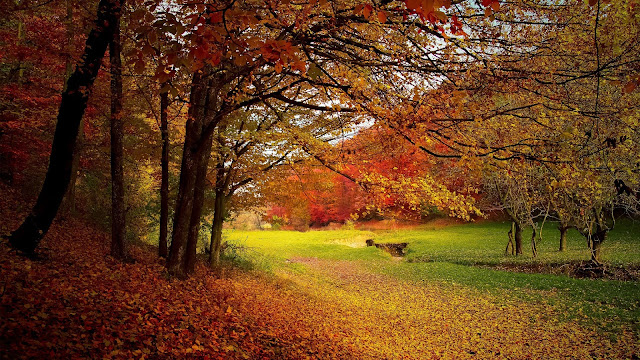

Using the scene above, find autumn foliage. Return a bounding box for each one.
[1,0,640,356]
[2,186,639,359]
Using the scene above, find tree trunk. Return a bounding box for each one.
[209,163,226,269]
[167,66,226,278]
[167,120,200,277]
[61,0,80,216]
[530,225,538,258]
[505,221,515,255]
[158,89,169,258]
[109,12,126,260]
[514,221,523,255]
[167,70,209,278]
[590,230,606,263]
[558,225,569,252]
[9,0,123,255]
[183,135,213,275]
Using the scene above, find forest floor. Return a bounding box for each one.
[1,229,639,359]
[1,188,640,359]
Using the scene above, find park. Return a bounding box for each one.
[1,0,639,358]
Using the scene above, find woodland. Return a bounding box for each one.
[1,0,640,358]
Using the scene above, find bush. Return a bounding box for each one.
[342,220,356,230]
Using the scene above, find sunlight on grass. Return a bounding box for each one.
[225,222,640,333]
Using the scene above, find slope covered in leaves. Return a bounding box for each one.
[0,187,357,359]
[1,187,639,359]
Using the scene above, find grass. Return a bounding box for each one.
[375,220,640,266]
[224,229,384,270]
[224,221,640,333]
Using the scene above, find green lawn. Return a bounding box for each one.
[223,221,640,332]
[374,220,640,266]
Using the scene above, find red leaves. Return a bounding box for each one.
[354,3,388,23]
[404,0,448,24]
[209,11,223,24]
[362,4,373,19]
[377,10,388,23]
[401,0,480,36]
[260,40,304,74]
[481,0,500,17]
[450,15,466,36]
[622,75,640,94]
[481,0,500,9]
[0,191,362,359]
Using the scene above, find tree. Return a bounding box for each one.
[109,2,126,260]
[8,0,124,254]
[209,103,316,268]
[166,68,213,277]
[119,0,520,277]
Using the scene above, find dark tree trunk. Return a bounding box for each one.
[558,225,569,252]
[167,119,200,277]
[109,13,126,260]
[60,0,79,215]
[209,162,226,269]
[590,230,606,263]
[60,0,80,216]
[514,221,523,255]
[158,89,169,258]
[506,221,515,255]
[61,124,81,215]
[530,225,538,258]
[9,0,123,254]
[167,70,208,278]
[167,66,226,278]
[183,135,213,275]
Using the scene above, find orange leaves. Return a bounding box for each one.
[259,40,305,74]
[404,0,453,23]
[481,0,501,10]
[354,3,388,23]
[362,4,373,19]
[624,81,637,93]
[481,0,500,17]
[613,75,640,94]
[377,10,388,23]
[622,75,640,94]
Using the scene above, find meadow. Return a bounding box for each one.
[224,221,640,334]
